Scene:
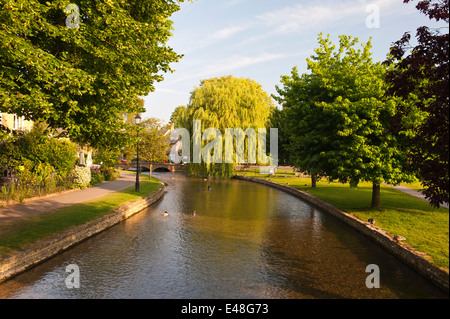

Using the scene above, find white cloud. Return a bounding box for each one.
[254,0,404,35]
[204,52,288,74]
[256,2,363,34]
[174,22,251,54]
[170,52,290,84]
[212,25,246,40]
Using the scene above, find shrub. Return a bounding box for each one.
[0,125,80,201]
[94,147,122,170]
[0,137,22,169]
[39,138,78,177]
[73,166,91,187]
[101,168,120,181]
[0,124,77,178]
[90,167,104,185]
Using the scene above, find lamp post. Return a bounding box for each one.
[135,113,141,192]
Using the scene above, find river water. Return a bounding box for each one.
[0,173,446,298]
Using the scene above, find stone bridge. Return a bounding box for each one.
[116,162,185,173]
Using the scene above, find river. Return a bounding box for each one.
[0,172,446,298]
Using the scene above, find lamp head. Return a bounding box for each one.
[135,114,142,125]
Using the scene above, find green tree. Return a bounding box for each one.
[275,34,415,208]
[170,105,188,128]
[183,75,275,177]
[131,117,170,178]
[186,76,275,131]
[384,0,449,208]
[0,0,185,148]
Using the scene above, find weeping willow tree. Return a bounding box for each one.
[175,75,275,178]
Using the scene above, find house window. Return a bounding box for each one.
[13,114,24,131]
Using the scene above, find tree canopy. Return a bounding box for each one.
[185,75,275,132]
[274,34,415,208]
[138,117,171,163]
[0,0,184,148]
[384,0,449,208]
[170,105,188,128]
[177,75,275,177]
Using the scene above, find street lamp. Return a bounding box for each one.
[135,113,141,192]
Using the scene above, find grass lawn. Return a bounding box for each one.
[399,180,424,191]
[236,170,449,270]
[0,175,162,259]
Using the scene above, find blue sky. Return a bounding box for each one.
[142,0,441,123]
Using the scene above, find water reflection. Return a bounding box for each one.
[0,172,446,299]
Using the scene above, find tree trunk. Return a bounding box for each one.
[371,182,381,209]
[311,174,317,188]
[149,163,152,179]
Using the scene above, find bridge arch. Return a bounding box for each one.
[153,167,171,172]
[116,162,185,173]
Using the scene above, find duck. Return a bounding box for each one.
[368,218,375,225]
[207,185,212,191]
[162,211,169,217]
[394,235,406,241]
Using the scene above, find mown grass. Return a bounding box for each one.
[0,175,162,259]
[236,170,449,270]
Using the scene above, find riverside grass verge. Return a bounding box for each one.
[0,175,162,260]
[236,170,449,271]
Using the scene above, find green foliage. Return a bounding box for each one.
[89,167,104,185]
[0,136,21,169]
[0,159,76,203]
[0,0,185,149]
[138,117,171,163]
[101,168,120,181]
[267,107,290,166]
[0,124,77,174]
[170,105,188,128]
[0,124,79,202]
[41,138,78,176]
[274,34,420,207]
[275,34,416,186]
[182,76,275,177]
[185,76,275,131]
[95,147,122,170]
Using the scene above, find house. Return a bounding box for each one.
[0,112,34,132]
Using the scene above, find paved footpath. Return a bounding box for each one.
[392,185,449,209]
[0,173,136,223]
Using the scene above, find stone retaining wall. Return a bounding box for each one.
[234,175,449,293]
[0,186,165,283]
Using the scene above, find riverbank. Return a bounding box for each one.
[233,174,449,293]
[0,174,165,283]
[0,172,138,223]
